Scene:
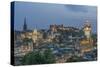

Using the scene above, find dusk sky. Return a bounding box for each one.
[14,1,97,33]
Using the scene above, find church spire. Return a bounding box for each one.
[23,17,27,31]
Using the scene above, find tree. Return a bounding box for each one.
[79,30,84,37]
[91,34,97,40]
[21,49,55,65]
[66,56,87,62]
[43,49,55,63]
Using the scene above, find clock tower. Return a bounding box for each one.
[83,20,91,39]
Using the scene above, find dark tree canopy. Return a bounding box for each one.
[21,49,56,65]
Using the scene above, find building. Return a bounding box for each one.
[14,18,43,57]
[83,20,91,39]
[80,20,93,54]
[23,17,27,31]
[50,24,79,32]
[14,38,33,57]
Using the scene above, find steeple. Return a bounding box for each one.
[23,17,27,31]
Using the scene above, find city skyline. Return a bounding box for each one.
[12,2,97,65]
[14,1,97,33]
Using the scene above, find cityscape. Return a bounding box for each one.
[14,19,97,65]
[13,2,97,66]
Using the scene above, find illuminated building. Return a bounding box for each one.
[32,28,38,43]
[80,20,93,54]
[14,18,43,56]
[83,20,91,39]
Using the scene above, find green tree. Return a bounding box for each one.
[66,56,86,62]
[91,34,97,40]
[43,49,55,63]
[21,49,55,65]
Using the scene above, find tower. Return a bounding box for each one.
[80,20,93,54]
[23,18,27,31]
[83,20,91,39]
[32,28,38,43]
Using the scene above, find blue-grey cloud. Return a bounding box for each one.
[64,5,88,13]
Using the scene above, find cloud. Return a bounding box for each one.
[64,5,89,13]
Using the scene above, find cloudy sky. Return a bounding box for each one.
[13,1,97,33]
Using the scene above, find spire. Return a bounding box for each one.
[23,17,27,31]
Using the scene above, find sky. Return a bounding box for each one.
[13,1,97,33]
